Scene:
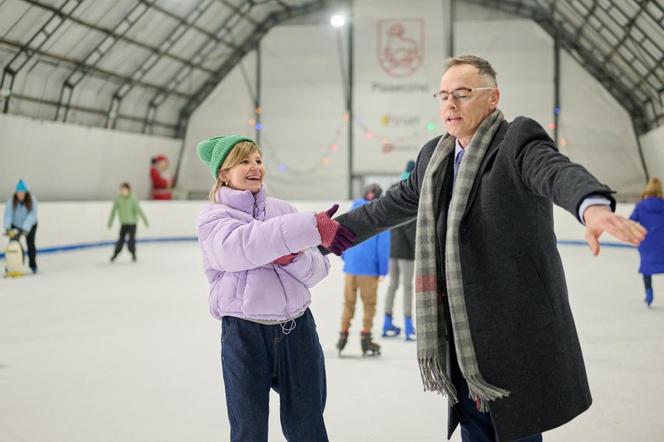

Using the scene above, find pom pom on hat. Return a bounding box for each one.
[15,179,28,192]
[197,135,255,179]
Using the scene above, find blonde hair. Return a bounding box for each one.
[209,141,262,202]
[641,177,663,199]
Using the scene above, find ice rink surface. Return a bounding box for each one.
[1,242,663,441]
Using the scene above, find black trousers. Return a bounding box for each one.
[113,224,137,257]
[11,223,37,270]
[643,275,652,290]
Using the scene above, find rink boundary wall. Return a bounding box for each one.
[0,237,637,260]
[0,201,639,260]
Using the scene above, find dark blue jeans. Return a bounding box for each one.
[221,309,328,442]
[454,374,543,442]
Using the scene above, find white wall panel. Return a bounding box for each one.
[352,0,445,174]
[179,52,257,195]
[640,125,664,182]
[0,114,182,201]
[559,52,645,198]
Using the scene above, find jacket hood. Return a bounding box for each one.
[639,196,664,214]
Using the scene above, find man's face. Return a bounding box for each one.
[437,64,499,145]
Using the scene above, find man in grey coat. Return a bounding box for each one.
[331,56,645,441]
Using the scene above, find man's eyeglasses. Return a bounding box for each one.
[433,87,494,105]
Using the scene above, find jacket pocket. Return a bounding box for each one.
[213,272,242,316]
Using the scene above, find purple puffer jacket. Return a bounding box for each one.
[197,186,330,321]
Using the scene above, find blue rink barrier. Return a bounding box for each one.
[556,240,636,249]
[0,236,198,259]
[1,237,635,260]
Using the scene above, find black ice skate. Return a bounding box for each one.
[336,331,349,355]
[360,331,381,357]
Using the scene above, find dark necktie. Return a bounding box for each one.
[453,148,465,183]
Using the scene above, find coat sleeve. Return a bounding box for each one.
[3,198,13,230]
[511,117,615,222]
[329,136,439,250]
[629,205,639,222]
[198,210,322,272]
[280,247,331,288]
[22,197,38,231]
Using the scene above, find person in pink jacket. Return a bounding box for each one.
[196,135,354,442]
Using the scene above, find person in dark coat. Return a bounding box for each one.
[630,177,664,307]
[325,55,645,441]
[382,161,418,341]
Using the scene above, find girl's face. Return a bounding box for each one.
[16,191,25,201]
[120,187,130,197]
[220,152,265,194]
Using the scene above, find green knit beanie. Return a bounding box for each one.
[197,135,256,179]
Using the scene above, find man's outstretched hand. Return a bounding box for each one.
[583,205,646,256]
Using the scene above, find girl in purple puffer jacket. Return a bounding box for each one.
[196,135,354,442]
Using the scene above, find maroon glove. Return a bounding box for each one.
[314,204,357,256]
[272,253,300,266]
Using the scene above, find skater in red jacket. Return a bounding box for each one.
[150,154,172,200]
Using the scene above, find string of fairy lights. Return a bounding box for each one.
[246,106,566,176]
[246,107,441,176]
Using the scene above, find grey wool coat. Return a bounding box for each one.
[334,116,615,441]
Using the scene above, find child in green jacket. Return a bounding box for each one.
[108,182,148,262]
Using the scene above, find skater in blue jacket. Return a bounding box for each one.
[336,184,390,356]
[630,177,664,307]
[3,179,38,273]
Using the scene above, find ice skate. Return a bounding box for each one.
[361,331,381,357]
[382,313,401,338]
[336,331,349,355]
[404,316,416,341]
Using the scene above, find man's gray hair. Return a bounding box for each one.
[444,55,497,86]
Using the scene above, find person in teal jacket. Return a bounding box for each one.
[336,183,390,356]
[108,182,148,262]
[3,179,38,273]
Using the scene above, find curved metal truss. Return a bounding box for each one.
[463,0,663,135]
[0,0,661,137]
[0,0,327,137]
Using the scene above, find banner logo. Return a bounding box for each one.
[377,19,424,78]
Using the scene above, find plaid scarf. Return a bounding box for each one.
[415,109,510,411]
